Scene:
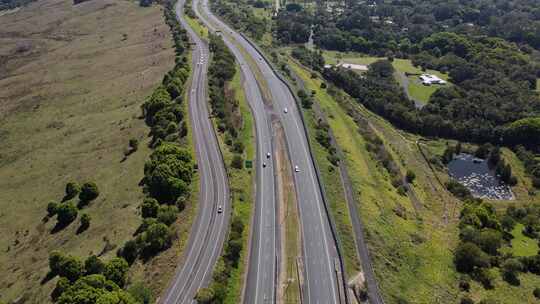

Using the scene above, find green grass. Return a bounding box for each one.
[211,66,255,304]
[289,58,461,303]
[0,2,176,302]
[510,224,539,257]
[185,14,208,40]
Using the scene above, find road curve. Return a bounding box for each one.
[196,1,344,303]
[159,1,230,303]
[188,2,280,303]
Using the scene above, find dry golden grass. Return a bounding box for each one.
[0,0,176,302]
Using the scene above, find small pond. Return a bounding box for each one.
[448,153,514,200]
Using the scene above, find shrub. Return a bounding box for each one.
[129,138,139,152]
[195,287,215,303]
[56,202,78,226]
[79,214,91,232]
[157,205,179,226]
[460,297,474,304]
[231,155,243,169]
[534,287,540,298]
[84,255,105,275]
[64,182,81,201]
[406,170,416,183]
[47,201,59,217]
[49,251,84,282]
[454,242,490,273]
[120,239,139,264]
[127,282,153,304]
[79,182,99,203]
[104,257,129,287]
[141,198,159,218]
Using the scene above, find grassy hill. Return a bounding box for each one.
[0,0,175,302]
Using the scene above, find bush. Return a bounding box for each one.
[47,201,59,217]
[104,257,129,287]
[56,202,78,226]
[406,170,416,183]
[195,287,215,303]
[460,296,474,304]
[84,255,105,275]
[127,282,153,304]
[141,198,159,218]
[49,251,84,282]
[129,138,139,152]
[454,242,490,273]
[121,239,139,264]
[231,155,243,169]
[64,182,81,201]
[534,287,540,298]
[79,182,99,203]
[79,214,91,232]
[157,205,179,226]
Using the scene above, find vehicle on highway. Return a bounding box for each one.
[263,162,267,168]
[294,165,299,172]
[266,152,271,159]
[217,205,223,213]
[284,107,288,113]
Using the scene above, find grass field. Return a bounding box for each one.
[211,66,255,304]
[289,58,461,303]
[0,0,176,302]
[301,94,361,277]
[185,14,208,40]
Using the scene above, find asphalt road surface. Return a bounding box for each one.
[188,2,280,303]
[159,0,230,303]
[195,1,344,302]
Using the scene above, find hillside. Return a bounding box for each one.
[0,0,174,302]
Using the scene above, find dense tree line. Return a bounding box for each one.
[275,4,312,44]
[515,145,540,189]
[291,46,325,72]
[210,0,268,40]
[310,0,540,53]
[323,55,540,147]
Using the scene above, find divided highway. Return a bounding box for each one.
[159,0,230,302]
[189,3,280,303]
[194,0,344,302]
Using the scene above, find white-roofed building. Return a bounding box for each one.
[420,73,446,85]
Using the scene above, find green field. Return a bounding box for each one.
[185,14,208,40]
[0,0,178,302]
[511,224,539,257]
[289,58,461,303]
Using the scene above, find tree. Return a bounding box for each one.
[79,213,91,232]
[142,223,172,253]
[52,277,71,300]
[475,229,503,255]
[85,255,105,275]
[56,202,78,227]
[50,251,66,275]
[231,155,243,169]
[460,296,474,304]
[79,182,99,203]
[534,287,540,299]
[195,287,215,303]
[104,257,129,287]
[141,198,159,218]
[501,258,522,284]
[129,138,139,152]
[121,239,139,264]
[50,253,84,282]
[47,201,59,217]
[127,282,153,304]
[406,170,416,183]
[454,242,490,273]
[65,182,81,201]
[157,205,179,226]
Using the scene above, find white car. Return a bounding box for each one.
[263,162,267,168]
[217,205,223,213]
[294,165,299,172]
[284,107,288,113]
[266,152,271,159]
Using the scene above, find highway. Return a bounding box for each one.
[194,0,344,302]
[159,0,230,302]
[188,2,280,303]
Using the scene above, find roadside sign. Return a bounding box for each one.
[245,160,253,168]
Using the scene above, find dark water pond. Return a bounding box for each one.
[448,153,514,200]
